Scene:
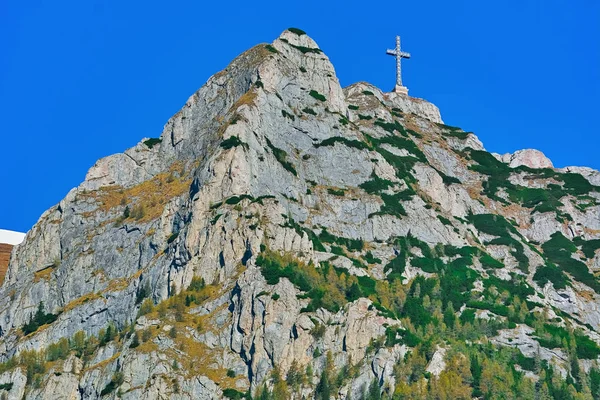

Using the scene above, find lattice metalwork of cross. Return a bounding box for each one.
[386,35,411,88]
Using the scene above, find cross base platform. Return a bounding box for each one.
[394,85,409,95]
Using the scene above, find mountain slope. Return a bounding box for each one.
[1,29,600,399]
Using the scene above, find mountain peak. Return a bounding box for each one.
[1,30,600,399]
[276,27,320,49]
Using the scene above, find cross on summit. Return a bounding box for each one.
[386,35,411,95]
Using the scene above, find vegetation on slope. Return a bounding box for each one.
[256,242,600,399]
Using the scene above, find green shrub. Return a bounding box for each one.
[288,43,322,54]
[560,173,595,195]
[436,123,470,140]
[443,245,479,258]
[575,332,600,359]
[479,253,504,269]
[167,232,178,244]
[287,27,306,35]
[318,228,364,251]
[370,191,413,218]
[223,388,249,400]
[436,169,461,185]
[359,174,394,194]
[280,216,326,252]
[542,232,599,291]
[375,149,419,185]
[302,107,317,115]
[411,257,444,273]
[309,90,326,101]
[143,138,162,148]
[314,136,368,150]
[362,90,374,96]
[220,136,248,150]
[281,109,295,121]
[574,237,600,259]
[327,188,345,196]
[348,105,359,110]
[373,120,407,136]
[533,264,569,289]
[436,123,463,131]
[364,251,382,265]
[266,138,297,176]
[265,44,278,53]
[407,129,423,138]
[224,194,253,205]
[469,213,515,237]
[437,215,452,226]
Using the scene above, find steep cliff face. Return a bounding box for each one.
[1,29,600,399]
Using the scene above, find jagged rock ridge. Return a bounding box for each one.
[1,29,600,399]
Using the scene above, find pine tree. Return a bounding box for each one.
[366,378,381,400]
[316,369,330,400]
[470,355,482,397]
[70,330,86,357]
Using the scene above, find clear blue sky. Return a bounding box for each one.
[1,1,598,233]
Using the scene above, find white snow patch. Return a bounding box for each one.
[0,229,26,245]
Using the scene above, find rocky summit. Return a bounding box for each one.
[1,28,600,399]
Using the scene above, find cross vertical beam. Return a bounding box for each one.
[386,35,411,94]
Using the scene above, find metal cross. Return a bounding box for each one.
[386,35,411,89]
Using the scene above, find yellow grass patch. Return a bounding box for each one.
[105,278,129,293]
[34,266,55,282]
[62,292,103,313]
[578,289,597,302]
[86,162,191,223]
[233,89,258,110]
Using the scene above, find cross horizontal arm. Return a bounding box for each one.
[399,51,411,59]
[386,49,397,55]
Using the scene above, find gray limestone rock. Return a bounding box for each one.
[0,28,599,399]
